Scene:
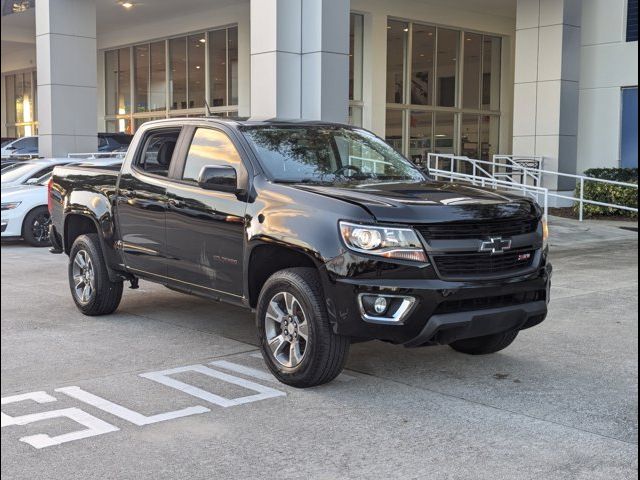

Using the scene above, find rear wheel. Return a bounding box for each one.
[69,234,123,316]
[22,206,51,247]
[449,329,519,355]
[257,268,350,388]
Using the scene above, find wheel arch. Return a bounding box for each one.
[20,204,49,238]
[247,243,321,309]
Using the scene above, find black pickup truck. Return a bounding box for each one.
[49,118,552,387]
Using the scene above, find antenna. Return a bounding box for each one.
[204,99,213,117]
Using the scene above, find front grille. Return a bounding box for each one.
[432,248,536,278]
[416,217,538,240]
[434,290,546,315]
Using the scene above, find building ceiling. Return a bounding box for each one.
[1,0,244,44]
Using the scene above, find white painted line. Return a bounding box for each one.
[210,360,276,383]
[14,408,119,449]
[2,391,58,428]
[140,364,286,407]
[2,391,119,449]
[56,386,210,426]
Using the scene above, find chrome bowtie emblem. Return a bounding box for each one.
[480,237,512,254]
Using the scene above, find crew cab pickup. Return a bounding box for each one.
[49,118,552,387]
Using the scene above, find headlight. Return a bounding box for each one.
[339,221,428,262]
[542,217,550,247]
[1,202,21,211]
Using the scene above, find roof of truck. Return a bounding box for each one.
[141,117,355,129]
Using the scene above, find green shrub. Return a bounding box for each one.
[574,168,638,218]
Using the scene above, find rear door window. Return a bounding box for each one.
[135,129,181,177]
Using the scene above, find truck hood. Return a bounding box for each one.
[292,181,538,223]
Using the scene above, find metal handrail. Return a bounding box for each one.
[426,153,638,221]
[67,152,126,159]
[429,167,550,220]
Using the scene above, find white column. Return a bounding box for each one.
[361,11,387,136]
[513,0,581,191]
[250,0,350,122]
[36,0,98,157]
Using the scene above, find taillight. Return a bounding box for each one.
[47,177,54,214]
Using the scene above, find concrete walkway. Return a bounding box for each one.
[548,215,638,250]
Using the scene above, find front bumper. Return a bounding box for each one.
[322,255,552,346]
[1,209,25,237]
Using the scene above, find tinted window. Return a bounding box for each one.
[242,126,425,185]
[15,137,38,149]
[136,130,180,177]
[628,0,638,42]
[182,128,242,183]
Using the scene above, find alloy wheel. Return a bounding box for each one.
[72,250,95,304]
[264,291,309,368]
[31,213,51,244]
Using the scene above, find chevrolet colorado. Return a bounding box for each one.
[49,118,552,387]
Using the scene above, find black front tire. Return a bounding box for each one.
[22,206,51,247]
[69,234,123,316]
[257,268,350,388]
[449,329,519,355]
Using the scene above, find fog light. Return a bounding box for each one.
[357,294,417,325]
[374,297,388,314]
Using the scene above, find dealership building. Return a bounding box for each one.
[1,0,638,190]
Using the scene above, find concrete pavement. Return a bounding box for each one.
[1,228,638,479]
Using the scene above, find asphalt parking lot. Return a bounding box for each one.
[1,227,638,479]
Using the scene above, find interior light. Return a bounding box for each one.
[121,2,134,9]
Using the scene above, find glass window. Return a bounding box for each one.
[385,110,404,153]
[106,118,131,134]
[105,50,118,116]
[434,112,455,154]
[462,33,482,109]
[461,114,480,159]
[348,105,363,127]
[411,24,435,105]
[134,44,149,113]
[387,21,408,104]
[169,37,187,110]
[188,33,206,109]
[183,128,242,182]
[241,126,425,184]
[627,0,638,42]
[5,74,16,124]
[15,73,24,123]
[102,25,239,133]
[621,87,638,168]
[118,47,131,115]
[482,36,501,111]
[149,41,166,112]
[136,130,180,177]
[436,29,459,108]
[228,27,239,106]
[409,111,433,166]
[350,14,364,101]
[480,115,500,161]
[209,29,227,107]
[3,71,37,137]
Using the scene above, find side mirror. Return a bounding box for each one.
[197,165,240,194]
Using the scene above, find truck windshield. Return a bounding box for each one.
[241,126,426,185]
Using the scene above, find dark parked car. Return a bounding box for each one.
[98,133,133,153]
[48,118,552,387]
